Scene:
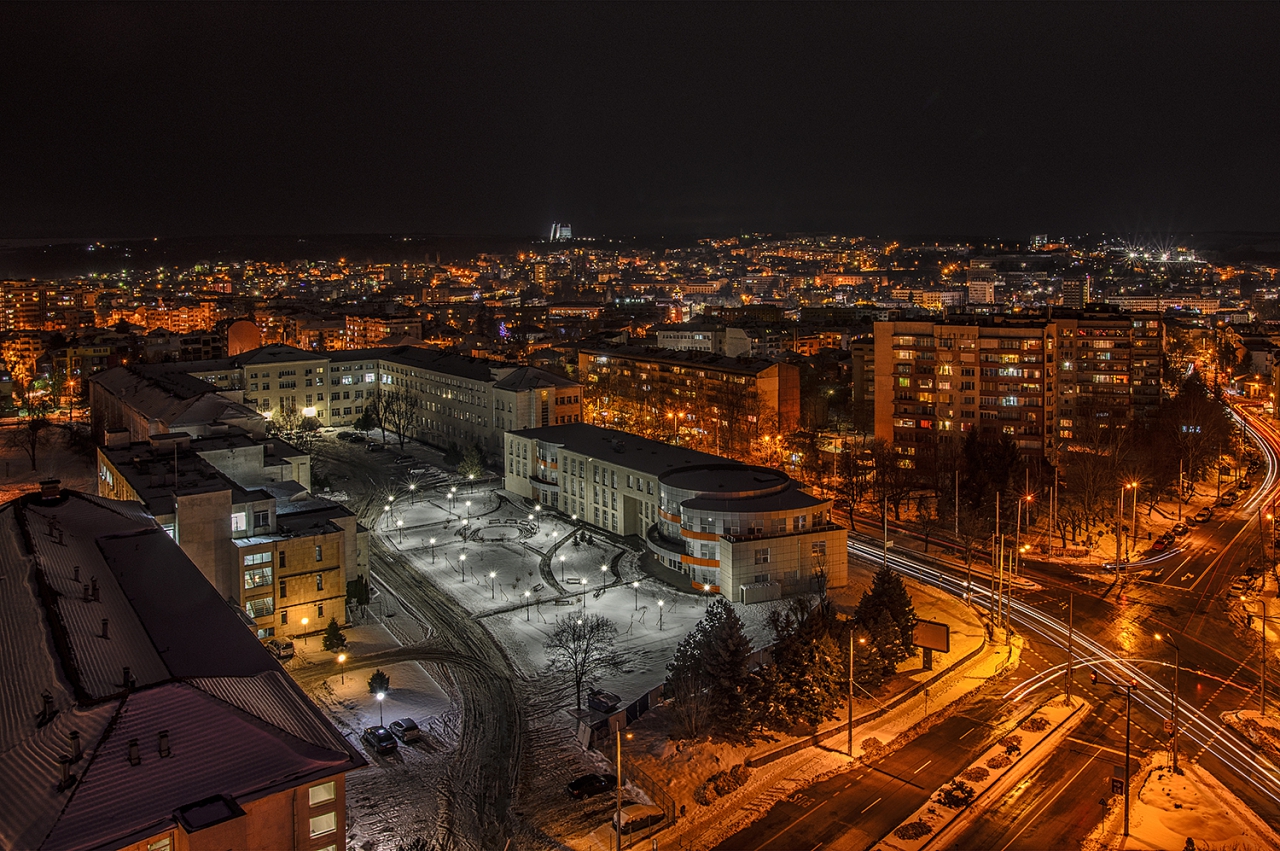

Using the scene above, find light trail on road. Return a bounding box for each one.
[848,538,1280,809]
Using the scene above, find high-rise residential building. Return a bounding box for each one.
[873,309,1164,463]
[504,424,847,600]
[0,483,364,851]
[1061,273,1091,309]
[965,269,998,305]
[549,222,573,241]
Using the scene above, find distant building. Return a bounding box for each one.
[0,483,364,851]
[1061,274,1091,309]
[550,222,573,241]
[89,364,266,444]
[503,424,847,601]
[965,268,998,305]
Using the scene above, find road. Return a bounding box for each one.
[713,714,1007,851]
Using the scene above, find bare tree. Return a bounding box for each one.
[376,387,418,449]
[6,381,55,471]
[544,613,624,710]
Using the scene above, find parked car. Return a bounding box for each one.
[362,726,398,754]
[409,467,430,474]
[1172,523,1189,536]
[1239,479,1253,490]
[588,689,622,714]
[265,638,294,659]
[1219,493,1237,506]
[366,443,385,452]
[1151,538,1168,552]
[394,455,414,465]
[337,431,356,440]
[566,773,617,799]
[612,804,664,834]
[1195,508,1213,523]
[389,718,421,743]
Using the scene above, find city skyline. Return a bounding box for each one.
[4,4,1280,240]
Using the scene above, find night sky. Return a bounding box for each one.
[3,3,1280,240]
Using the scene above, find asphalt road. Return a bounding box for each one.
[712,710,1008,850]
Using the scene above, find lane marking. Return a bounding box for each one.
[958,727,976,740]
[995,750,1101,851]
[860,796,882,814]
[1065,737,1128,759]
[913,759,932,774]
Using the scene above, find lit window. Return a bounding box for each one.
[309,812,336,838]
[309,781,336,806]
[231,512,247,532]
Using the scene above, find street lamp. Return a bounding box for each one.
[337,652,347,685]
[632,580,639,610]
[657,599,664,630]
[1154,632,1182,773]
[1242,594,1273,714]
[459,552,467,579]
[848,634,866,756]
[300,616,310,645]
[615,728,634,851]
[524,589,531,620]
[409,482,416,505]
[397,518,404,543]
[465,500,471,523]
[376,690,385,726]
[469,472,475,493]
[430,537,437,563]
[600,564,608,585]
[490,570,497,599]
[559,554,566,583]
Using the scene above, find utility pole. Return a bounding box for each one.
[1066,592,1073,706]
[848,631,855,757]
[994,492,1002,630]
[1115,485,1124,581]
[954,469,960,542]
[1124,682,1133,837]
[882,494,889,572]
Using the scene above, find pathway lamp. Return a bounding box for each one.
[409,482,416,505]
[614,729,634,851]
[560,554,566,583]
[1154,632,1182,773]
[397,518,404,543]
[632,580,639,610]
[300,617,310,645]
[658,599,664,630]
[376,690,385,726]
[524,589,531,620]
[337,652,347,685]
[430,537,437,563]
[490,570,497,599]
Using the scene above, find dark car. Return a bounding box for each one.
[1151,538,1168,552]
[1219,492,1237,506]
[1172,523,1189,536]
[394,455,414,465]
[1195,508,1213,523]
[389,718,421,743]
[612,804,664,834]
[366,442,385,452]
[362,725,398,754]
[1239,479,1253,490]
[567,773,617,799]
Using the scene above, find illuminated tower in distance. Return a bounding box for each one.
[550,222,572,241]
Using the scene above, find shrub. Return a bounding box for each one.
[861,736,887,760]
[935,779,976,809]
[998,734,1023,752]
[959,766,990,783]
[695,764,752,805]
[894,819,933,840]
[368,668,391,695]
[986,753,1012,769]
[1021,716,1050,733]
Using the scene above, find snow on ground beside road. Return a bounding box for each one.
[323,661,452,732]
[339,623,404,656]
[1086,751,1280,851]
[0,425,96,503]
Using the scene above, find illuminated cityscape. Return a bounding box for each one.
[3,5,1280,851]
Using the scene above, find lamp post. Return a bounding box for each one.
[1130,481,1140,552]
[376,690,385,726]
[449,487,457,520]
[848,633,866,756]
[459,552,467,580]
[409,482,416,505]
[600,564,609,586]
[397,518,404,543]
[1242,594,1272,714]
[615,728,634,851]
[524,590,531,620]
[1154,632,1182,773]
[1015,494,1032,578]
[490,571,497,599]
[465,500,471,524]
[469,472,475,493]
[337,652,347,685]
[658,599,664,630]
[560,554,566,583]
[430,537,437,563]
[632,580,640,610]
[301,616,310,645]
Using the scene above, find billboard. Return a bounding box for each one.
[914,619,950,653]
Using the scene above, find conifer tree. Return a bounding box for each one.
[701,599,753,731]
[321,617,346,652]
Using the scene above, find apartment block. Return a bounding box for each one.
[0,484,364,851]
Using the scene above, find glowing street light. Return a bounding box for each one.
[409,482,416,505]
[658,599,665,630]
[632,580,639,610]
[524,589,531,620]
[337,652,347,685]
[559,554,566,583]
[1154,632,1182,773]
[376,690,385,726]
[397,518,404,543]
[430,536,437,563]
[600,564,608,585]
[300,616,310,645]
[490,570,497,598]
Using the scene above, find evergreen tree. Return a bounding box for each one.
[666,621,713,738]
[321,617,346,652]
[850,629,885,690]
[869,565,918,656]
[701,599,753,732]
[868,608,907,675]
[368,668,391,694]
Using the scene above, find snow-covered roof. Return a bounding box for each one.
[0,489,364,851]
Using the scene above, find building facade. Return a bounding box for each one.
[503,424,847,601]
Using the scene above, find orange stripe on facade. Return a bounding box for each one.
[659,509,681,523]
[680,528,719,541]
[681,555,720,568]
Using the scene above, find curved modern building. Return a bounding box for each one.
[503,424,846,602]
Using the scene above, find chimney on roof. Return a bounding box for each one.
[39,479,61,501]
[73,565,79,582]
[39,691,54,724]
[158,730,170,758]
[127,739,140,766]
[57,754,76,792]
[91,577,100,601]
[82,583,90,603]
[121,667,131,689]
[100,618,109,640]
[69,730,82,762]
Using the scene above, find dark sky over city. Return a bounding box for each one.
[3,2,1280,240]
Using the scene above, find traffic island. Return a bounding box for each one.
[876,695,1088,851]
[1081,750,1280,851]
